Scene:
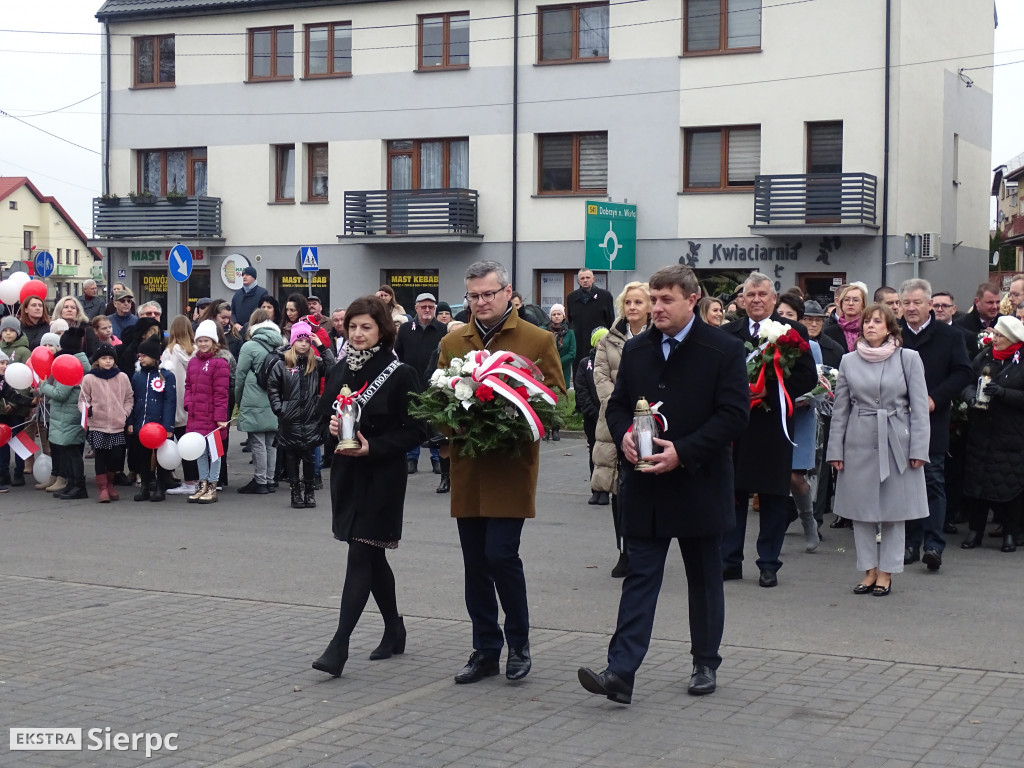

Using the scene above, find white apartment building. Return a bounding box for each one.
[92,0,996,316]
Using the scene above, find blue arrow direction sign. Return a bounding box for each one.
[33,251,54,278]
[300,246,319,272]
[168,244,193,283]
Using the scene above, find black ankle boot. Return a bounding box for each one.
[304,482,316,508]
[134,481,154,502]
[1001,534,1017,553]
[961,531,983,549]
[290,483,304,509]
[58,483,88,500]
[149,479,165,502]
[369,617,407,661]
[436,474,450,494]
[312,636,349,677]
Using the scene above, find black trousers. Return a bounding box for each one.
[173,426,199,482]
[969,494,1022,537]
[54,442,85,485]
[456,517,529,657]
[283,447,315,484]
[607,534,725,686]
[127,433,156,483]
[94,446,126,476]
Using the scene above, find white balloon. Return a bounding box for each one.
[156,439,181,470]
[178,431,207,461]
[7,271,30,288]
[0,280,19,305]
[32,454,53,484]
[4,362,33,389]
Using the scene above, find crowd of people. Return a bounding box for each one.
[1,262,1021,705]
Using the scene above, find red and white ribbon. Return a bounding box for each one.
[457,350,558,441]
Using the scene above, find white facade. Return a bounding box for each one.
[93,0,995,316]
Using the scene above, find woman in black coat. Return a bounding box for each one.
[310,296,426,678]
[959,316,1024,553]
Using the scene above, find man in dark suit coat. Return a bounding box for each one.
[565,268,615,380]
[720,273,817,587]
[577,265,749,705]
[899,280,973,570]
[955,282,1002,357]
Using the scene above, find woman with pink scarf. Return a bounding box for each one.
[823,282,869,353]
[827,304,930,597]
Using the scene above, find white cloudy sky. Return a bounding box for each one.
[1,0,1022,236]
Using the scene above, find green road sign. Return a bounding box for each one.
[585,200,637,271]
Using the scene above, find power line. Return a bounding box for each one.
[7,92,100,118]
[0,109,100,155]
[0,157,100,192]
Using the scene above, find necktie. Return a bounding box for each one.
[752,322,760,338]
[665,337,679,359]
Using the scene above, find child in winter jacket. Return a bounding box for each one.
[128,339,177,502]
[36,328,90,498]
[0,349,34,490]
[267,321,335,509]
[79,344,133,503]
[0,316,31,364]
[183,320,230,505]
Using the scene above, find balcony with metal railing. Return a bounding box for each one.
[339,189,482,244]
[749,173,879,236]
[89,196,225,247]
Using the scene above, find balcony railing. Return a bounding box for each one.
[752,173,877,226]
[92,196,222,239]
[343,188,479,237]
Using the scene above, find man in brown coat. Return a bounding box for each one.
[438,260,566,685]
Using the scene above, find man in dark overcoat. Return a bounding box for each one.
[898,279,973,570]
[720,272,817,587]
[395,292,448,474]
[577,265,749,705]
[955,282,1002,356]
[565,268,614,382]
[438,260,566,686]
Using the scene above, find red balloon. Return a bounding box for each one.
[19,279,48,304]
[51,354,84,387]
[30,346,54,379]
[138,422,168,450]
[0,424,11,448]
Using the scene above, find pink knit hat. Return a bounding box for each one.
[290,321,312,344]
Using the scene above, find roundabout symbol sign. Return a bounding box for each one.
[585,201,636,271]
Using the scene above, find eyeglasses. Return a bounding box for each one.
[464,290,503,304]
[931,303,953,310]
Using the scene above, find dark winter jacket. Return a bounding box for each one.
[955,307,1002,356]
[316,348,426,543]
[822,321,856,354]
[21,320,48,350]
[230,283,269,327]
[394,318,447,387]
[267,345,336,450]
[80,294,107,320]
[813,330,846,368]
[184,351,230,437]
[575,351,600,423]
[605,318,750,538]
[961,346,1024,502]
[1,379,34,421]
[565,286,615,358]
[899,313,973,455]
[130,365,177,433]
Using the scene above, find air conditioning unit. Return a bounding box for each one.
[921,233,940,260]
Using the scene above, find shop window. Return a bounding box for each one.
[537,132,607,194]
[538,3,609,63]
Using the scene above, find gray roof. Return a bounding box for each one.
[96,0,385,23]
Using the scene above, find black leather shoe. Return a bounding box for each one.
[431,458,442,475]
[312,637,348,677]
[722,565,743,581]
[758,569,778,588]
[406,459,418,475]
[829,516,851,529]
[903,547,920,565]
[588,491,601,505]
[595,492,609,505]
[436,474,450,494]
[922,549,942,571]
[237,478,262,494]
[1001,535,1017,553]
[133,482,153,502]
[943,521,959,535]
[577,667,632,704]
[57,483,88,500]
[610,552,629,578]
[961,531,983,549]
[454,651,500,684]
[506,646,531,680]
[687,664,717,696]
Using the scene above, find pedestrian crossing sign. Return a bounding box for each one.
[300,246,319,272]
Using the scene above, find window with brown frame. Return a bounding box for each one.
[305,22,351,77]
[275,145,296,202]
[134,35,175,87]
[307,144,328,200]
[137,148,208,196]
[538,3,609,63]
[684,0,761,54]
[249,26,294,81]
[387,138,469,189]
[683,126,760,191]
[418,12,469,70]
[537,132,607,194]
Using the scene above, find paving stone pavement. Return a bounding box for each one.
[2,437,1023,766]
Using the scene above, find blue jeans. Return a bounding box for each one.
[313,446,322,476]
[406,445,440,463]
[196,447,221,484]
[906,451,946,554]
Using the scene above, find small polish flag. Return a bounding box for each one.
[207,430,225,460]
[10,432,40,460]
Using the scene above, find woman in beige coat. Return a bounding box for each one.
[590,282,650,577]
